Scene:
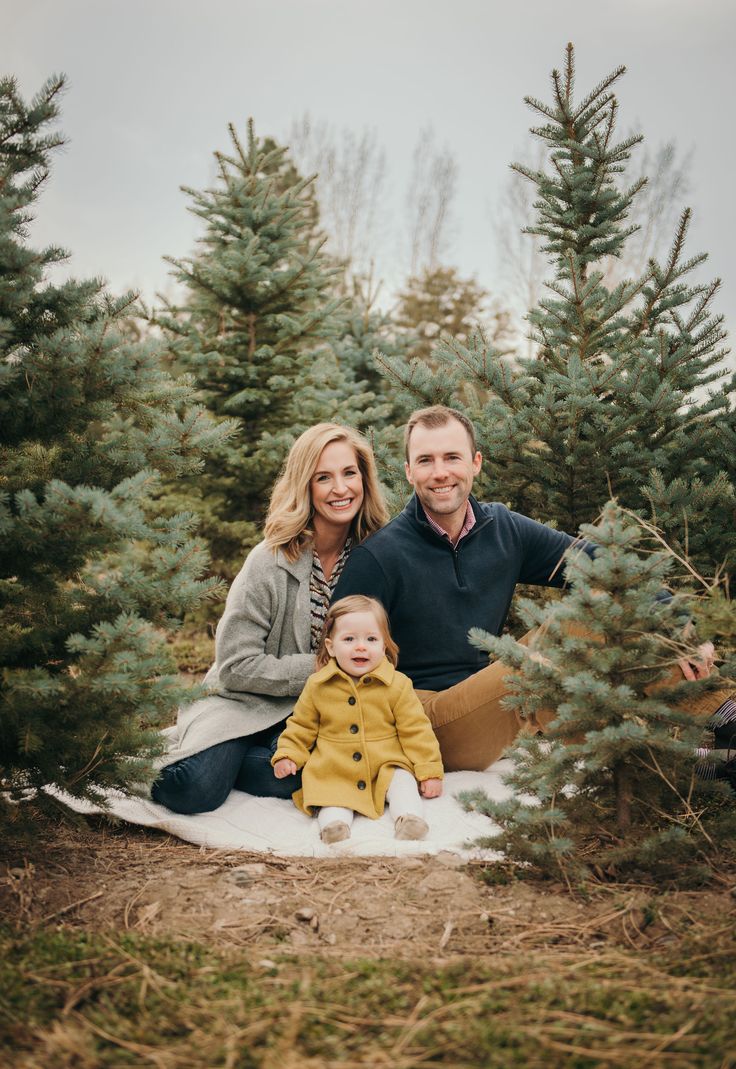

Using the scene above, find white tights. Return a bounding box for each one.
[317,767,424,833]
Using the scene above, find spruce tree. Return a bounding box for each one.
[395,265,481,364]
[462,503,736,882]
[378,46,734,578]
[334,274,415,404]
[394,265,511,367]
[156,121,345,579]
[0,76,223,815]
[369,268,511,503]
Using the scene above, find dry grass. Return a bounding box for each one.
[3,926,736,1067]
[1,817,735,1067]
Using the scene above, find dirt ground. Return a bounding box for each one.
[2,816,733,960]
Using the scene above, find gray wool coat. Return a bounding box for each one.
[157,541,316,768]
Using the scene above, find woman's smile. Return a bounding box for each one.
[310,440,364,531]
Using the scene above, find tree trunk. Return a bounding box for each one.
[613,761,632,832]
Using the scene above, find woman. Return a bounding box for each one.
[152,423,389,815]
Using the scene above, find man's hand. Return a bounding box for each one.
[273,758,298,779]
[419,778,443,799]
[678,641,716,681]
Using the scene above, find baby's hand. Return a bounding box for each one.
[273,758,297,779]
[419,778,443,799]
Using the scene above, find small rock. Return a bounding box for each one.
[257,958,278,969]
[324,933,337,945]
[435,851,463,869]
[479,911,489,923]
[295,906,316,922]
[731,886,736,899]
[228,864,267,886]
[398,857,424,870]
[334,907,343,915]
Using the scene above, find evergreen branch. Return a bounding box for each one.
[575,94,618,136]
[511,162,543,184]
[551,68,572,122]
[228,122,249,171]
[664,208,692,280]
[257,236,331,312]
[522,96,561,123]
[571,64,627,122]
[269,298,346,358]
[564,41,575,103]
[684,279,721,333]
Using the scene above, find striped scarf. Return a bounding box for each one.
[310,539,353,652]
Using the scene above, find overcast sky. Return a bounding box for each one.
[4,0,735,351]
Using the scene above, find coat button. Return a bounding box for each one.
[363,677,372,684]
[357,780,366,790]
[352,752,362,762]
[348,696,356,706]
[350,724,359,734]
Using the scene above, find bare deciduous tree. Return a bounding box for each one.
[288,114,388,279]
[493,142,547,356]
[405,126,458,275]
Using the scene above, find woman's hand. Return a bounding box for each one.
[419,777,443,799]
[273,758,298,779]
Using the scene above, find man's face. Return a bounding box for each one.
[404,419,482,524]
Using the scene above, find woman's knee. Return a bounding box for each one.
[151,739,248,815]
[151,764,231,814]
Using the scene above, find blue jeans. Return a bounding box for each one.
[151,720,301,815]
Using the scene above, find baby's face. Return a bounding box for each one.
[326,611,385,678]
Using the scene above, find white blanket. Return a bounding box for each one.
[57,762,513,858]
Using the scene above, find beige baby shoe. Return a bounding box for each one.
[394,814,429,840]
[320,821,351,844]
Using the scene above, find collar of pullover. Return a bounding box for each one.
[406,494,494,546]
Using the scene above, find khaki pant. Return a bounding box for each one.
[416,629,732,773]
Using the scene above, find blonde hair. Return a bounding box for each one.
[405,405,477,461]
[316,595,399,669]
[264,424,388,561]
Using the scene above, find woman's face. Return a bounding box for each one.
[310,440,364,533]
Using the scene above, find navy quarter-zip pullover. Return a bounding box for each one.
[333,494,593,691]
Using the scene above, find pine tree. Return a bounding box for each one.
[369,267,513,503]
[156,121,346,579]
[378,46,735,578]
[0,76,224,816]
[462,503,736,882]
[394,265,511,366]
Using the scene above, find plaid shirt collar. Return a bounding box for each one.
[424,499,476,547]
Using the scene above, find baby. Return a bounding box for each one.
[272,595,443,843]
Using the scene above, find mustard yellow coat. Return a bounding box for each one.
[271,657,443,819]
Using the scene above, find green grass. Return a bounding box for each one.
[2,926,735,1067]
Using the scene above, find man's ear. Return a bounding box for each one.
[472,452,482,475]
[404,461,413,485]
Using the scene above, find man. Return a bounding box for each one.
[334,405,721,772]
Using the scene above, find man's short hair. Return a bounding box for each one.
[404,405,477,461]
